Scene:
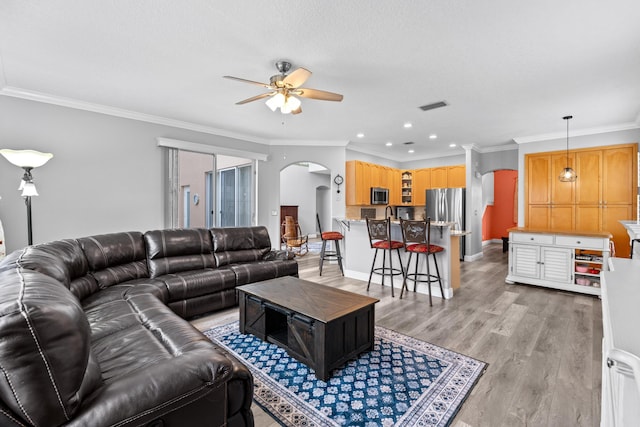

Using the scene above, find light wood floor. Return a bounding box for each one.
[191,243,602,427]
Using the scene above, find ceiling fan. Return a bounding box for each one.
[223,61,343,115]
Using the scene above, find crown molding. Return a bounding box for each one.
[346,144,464,163]
[513,122,640,144]
[156,137,268,161]
[476,143,518,153]
[0,86,272,145]
[269,139,350,147]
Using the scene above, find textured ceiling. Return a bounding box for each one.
[1,0,639,161]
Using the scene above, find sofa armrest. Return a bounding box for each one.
[68,349,240,427]
[263,249,295,261]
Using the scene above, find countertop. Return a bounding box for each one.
[336,218,470,235]
[508,227,612,239]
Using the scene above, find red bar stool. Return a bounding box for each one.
[365,217,405,297]
[316,214,344,276]
[399,217,445,305]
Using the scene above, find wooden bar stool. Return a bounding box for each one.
[399,217,445,305]
[316,214,344,276]
[365,217,404,297]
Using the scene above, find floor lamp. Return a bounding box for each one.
[0,149,53,246]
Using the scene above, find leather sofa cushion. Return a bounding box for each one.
[0,268,102,427]
[167,289,237,318]
[79,232,149,290]
[211,226,271,266]
[0,238,88,288]
[144,229,216,278]
[154,268,237,302]
[230,260,299,286]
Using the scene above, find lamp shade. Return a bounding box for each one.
[0,149,53,168]
[21,182,39,197]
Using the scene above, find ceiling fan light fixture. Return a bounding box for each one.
[266,92,285,111]
[281,95,301,114]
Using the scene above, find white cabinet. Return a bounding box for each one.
[506,229,610,296]
[601,258,640,426]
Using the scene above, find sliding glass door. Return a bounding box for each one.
[218,164,252,227]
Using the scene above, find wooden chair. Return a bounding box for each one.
[281,216,308,256]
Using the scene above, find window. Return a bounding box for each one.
[218,164,252,227]
[182,185,191,228]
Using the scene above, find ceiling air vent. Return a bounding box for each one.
[403,141,414,145]
[419,101,448,112]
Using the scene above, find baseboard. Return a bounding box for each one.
[464,252,484,262]
[482,239,503,246]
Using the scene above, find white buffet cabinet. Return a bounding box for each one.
[601,257,640,427]
[505,228,611,296]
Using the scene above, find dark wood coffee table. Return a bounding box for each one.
[237,276,379,381]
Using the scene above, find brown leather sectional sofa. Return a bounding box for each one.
[0,226,298,427]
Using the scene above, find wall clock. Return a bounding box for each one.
[334,174,344,193]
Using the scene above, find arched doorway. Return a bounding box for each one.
[279,162,331,241]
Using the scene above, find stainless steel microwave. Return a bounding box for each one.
[370,187,389,205]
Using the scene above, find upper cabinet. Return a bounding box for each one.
[413,168,431,206]
[447,165,466,188]
[431,167,448,188]
[346,162,466,207]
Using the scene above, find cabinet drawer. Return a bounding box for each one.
[511,233,554,245]
[555,235,606,249]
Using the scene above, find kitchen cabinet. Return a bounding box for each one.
[346,160,371,205]
[525,143,637,258]
[412,168,431,206]
[601,258,640,427]
[389,168,402,205]
[506,228,610,296]
[447,165,466,188]
[431,167,448,188]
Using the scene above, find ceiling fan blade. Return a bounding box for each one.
[291,106,302,115]
[223,75,271,88]
[295,88,343,102]
[235,92,274,105]
[283,67,311,88]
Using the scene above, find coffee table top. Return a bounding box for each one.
[237,276,379,323]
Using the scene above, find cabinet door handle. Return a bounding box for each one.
[530,237,535,241]
[577,241,581,244]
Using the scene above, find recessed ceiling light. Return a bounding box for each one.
[403,122,412,128]
[408,149,415,154]
[356,133,365,138]
[449,143,457,148]
[429,134,438,139]
[385,142,393,146]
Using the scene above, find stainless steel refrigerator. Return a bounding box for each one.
[425,188,466,259]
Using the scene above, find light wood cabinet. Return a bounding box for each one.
[412,168,431,206]
[603,146,635,205]
[525,143,637,258]
[389,168,402,205]
[447,165,466,188]
[575,150,602,205]
[346,160,371,205]
[431,167,448,188]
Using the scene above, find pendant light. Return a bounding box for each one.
[558,115,577,182]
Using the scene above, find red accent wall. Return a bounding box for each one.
[482,170,518,240]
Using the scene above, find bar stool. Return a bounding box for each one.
[399,217,445,305]
[365,217,405,297]
[316,214,344,276]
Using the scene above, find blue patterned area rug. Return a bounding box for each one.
[204,322,486,427]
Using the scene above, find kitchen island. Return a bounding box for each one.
[333,218,468,299]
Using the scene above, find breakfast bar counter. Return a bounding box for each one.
[333,218,468,299]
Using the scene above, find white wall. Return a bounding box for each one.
[258,145,346,248]
[279,164,330,234]
[0,96,268,252]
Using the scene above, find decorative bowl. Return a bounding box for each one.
[576,265,589,273]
